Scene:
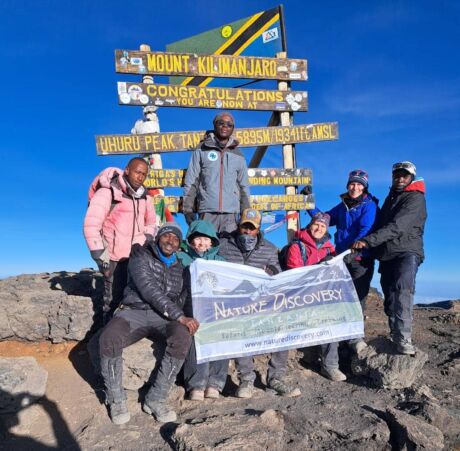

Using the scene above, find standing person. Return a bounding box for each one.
[308,170,379,353]
[177,220,229,401]
[286,213,347,382]
[183,112,250,234]
[219,208,301,398]
[83,158,156,323]
[98,223,199,425]
[352,161,427,355]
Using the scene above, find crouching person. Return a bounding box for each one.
[286,213,347,382]
[99,223,199,425]
[178,220,229,401]
[219,209,301,398]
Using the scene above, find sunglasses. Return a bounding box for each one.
[392,163,412,170]
[215,120,234,127]
[349,169,368,178]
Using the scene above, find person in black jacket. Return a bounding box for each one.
[352,161,427,355]
[218,208,301,398]
[98,223,199,425]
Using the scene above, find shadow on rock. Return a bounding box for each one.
[0,388,81,451]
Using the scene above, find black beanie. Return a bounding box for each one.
[156,222,183,242]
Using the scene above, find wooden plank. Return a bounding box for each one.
[117,81,308,112]
[144,168,312,189]
[96,122,338,155]
[115,50,307,81]
[153,194,315,213]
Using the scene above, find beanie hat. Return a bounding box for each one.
[156,222,183,243]
[310,212,330,228]
[347,169,369,189]
[213,112,235,126]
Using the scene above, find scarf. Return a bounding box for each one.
[156,245,177,268]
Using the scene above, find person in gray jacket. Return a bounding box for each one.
[218,208,301,398]
[183,112,250,234]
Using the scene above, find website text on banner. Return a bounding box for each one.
[190,252,363,364]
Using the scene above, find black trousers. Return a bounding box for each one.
[379,253,420,340]
[99,307,192,361]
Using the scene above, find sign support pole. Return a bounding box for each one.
[140,44,163,184]
[277,51,299,240]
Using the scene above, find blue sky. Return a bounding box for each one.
[1,1,459,301]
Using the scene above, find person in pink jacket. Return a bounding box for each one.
[286,213,347,382]
[286,214,336,268]
[83,157,156,323]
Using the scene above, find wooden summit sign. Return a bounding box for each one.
[154,194,315,213]
[115,50,307,81]
[96,122,338,155]
[117,82,308,112]
[144,168,312,189]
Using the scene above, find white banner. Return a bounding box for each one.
[190,252,363,363]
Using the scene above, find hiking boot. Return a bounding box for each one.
[320,367,347,382]
[100,355,130,424]
[268,379,301,397]
[109,400,130,425]
[204,387,220,399]
[349,339,368,354]
[189,389,205,401]
[143,400,177,423]
[236,381,253,398]
[395,338,416,355]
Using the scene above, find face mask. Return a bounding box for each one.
[124,176,145,198]
[237,233,257,251]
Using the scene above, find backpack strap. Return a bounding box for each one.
[294,239,308,266]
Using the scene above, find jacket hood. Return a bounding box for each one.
[403,177,426,194]
[186,219,220,247]
[202,131,240,151]
[88,167,147,202]
[182,242,220,261]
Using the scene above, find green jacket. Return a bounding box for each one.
[177,219,225,267]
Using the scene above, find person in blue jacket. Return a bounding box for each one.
[308,169,379,353]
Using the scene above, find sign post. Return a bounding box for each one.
[95,6,339,226]
[139,44,163,182]
[277,51,298,239]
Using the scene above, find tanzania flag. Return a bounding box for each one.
[166,5,285,88]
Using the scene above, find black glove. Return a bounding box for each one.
[300,185,312,196]
[343,253,356,264]
[265,265,279,276]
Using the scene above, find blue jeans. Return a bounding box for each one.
[236,351,289,383]
[379,253,420,341]
[183,340,229,392]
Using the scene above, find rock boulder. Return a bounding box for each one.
[0,271,101,343]
[351,337,428,389]
[386,407,444,450]
[0,357,48,413]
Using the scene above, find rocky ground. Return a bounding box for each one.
[0,271,459,450]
